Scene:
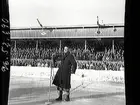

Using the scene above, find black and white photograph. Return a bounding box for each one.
[7,0,125,105]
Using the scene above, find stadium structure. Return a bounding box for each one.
[10,23,124,70]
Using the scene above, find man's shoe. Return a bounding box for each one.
[64,95,70,101]
[55,97,62,101]
[55,90,62,101]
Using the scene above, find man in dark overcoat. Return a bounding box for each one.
[52,46,77,101]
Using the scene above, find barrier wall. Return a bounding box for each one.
[10,66,124,83]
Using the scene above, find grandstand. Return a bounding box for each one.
[10,24,124,71]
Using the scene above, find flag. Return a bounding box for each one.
[97,16,100,26]
[37,18,43,27]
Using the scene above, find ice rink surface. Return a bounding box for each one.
[8,67,125,105]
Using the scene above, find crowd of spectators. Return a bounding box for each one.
[10,40,124,71]
[11,47,56,59]
[77,61,124,71]
[11,47,124,61]
[11,50,124,71]
[10,58,124,71]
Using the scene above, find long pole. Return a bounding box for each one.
[85,40,87,51]
[48,63,52,102]
[48,56,54,102]
[14,40,16,51]
[36,40,38,50]
[59,40,61,52]
[112,40,114,54]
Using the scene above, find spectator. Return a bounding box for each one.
[37,62,41,67]
[120,64,124,71]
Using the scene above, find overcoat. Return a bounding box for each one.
[52,51,77,89]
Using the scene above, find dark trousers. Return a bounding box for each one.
[57,86,70,95]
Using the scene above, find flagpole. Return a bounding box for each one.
[48,60,53,102]
[47,53,55,104]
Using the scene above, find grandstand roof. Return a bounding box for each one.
[10,25,124,39]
